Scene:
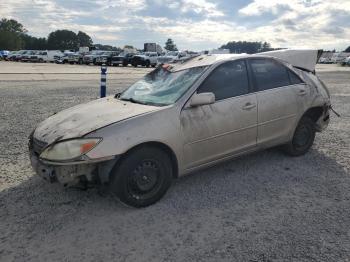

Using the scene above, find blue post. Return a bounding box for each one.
[100,66,107,98]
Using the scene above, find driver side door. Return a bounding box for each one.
[180,60,258,170]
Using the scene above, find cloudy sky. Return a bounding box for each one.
[1,0,349,51]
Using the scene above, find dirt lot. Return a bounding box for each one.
[0,62,349,262]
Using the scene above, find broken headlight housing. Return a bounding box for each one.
[40,138,102,161]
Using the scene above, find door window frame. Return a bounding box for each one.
[195,59,254,103]
[246,57,305,93]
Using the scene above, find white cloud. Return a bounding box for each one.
[181,0,224,17]
[0,0,349,51]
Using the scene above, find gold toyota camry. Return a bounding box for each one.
[29,50,331,207]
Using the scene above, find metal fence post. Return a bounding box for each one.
[100,66,107,98]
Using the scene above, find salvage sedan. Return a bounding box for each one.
[29,50,331,207]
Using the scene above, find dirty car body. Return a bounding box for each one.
[29,49,331,206]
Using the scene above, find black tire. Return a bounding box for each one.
[145,60,150,67]
[283,116,316,156]
[132,62,138,67]
[109,146,173,208]
[122,61,128,67]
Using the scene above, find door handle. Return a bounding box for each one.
[298,89,307,96]
[242,103,256,110]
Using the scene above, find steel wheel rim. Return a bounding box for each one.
[294,125,311,148]
[127,159,163,200]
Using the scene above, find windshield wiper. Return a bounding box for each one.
[118,97,167,107]
[119,97,146,105]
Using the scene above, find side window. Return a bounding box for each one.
[198,60,249,101]
[249,59,290,91]
[288,70,304,85]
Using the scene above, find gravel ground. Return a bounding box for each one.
[0,62,349,262]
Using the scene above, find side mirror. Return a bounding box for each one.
[190,92,215,107]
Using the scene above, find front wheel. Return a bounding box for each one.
[109,146,173,208]
[283,116,316,156]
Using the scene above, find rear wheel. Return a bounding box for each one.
[283,116,316,156]
[109,146,173,208]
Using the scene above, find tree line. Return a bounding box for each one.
[2,18,349,53]
[0,18,96,51]
[220,41,279,54]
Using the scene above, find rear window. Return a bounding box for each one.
[288,70,304,85]
[249,59,290,91]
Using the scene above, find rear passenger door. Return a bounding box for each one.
[248,58,307,146]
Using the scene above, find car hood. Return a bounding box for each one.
[34,97,162,145]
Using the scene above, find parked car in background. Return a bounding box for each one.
[33,50,64,63]
[83,50,104,65]
[54,52,78,64]
[0,50,10,60]
[28,50,331,208]
[6,51,19,61]
[111,52,136,66]
[131,52,158,67]
[318,57,332,64]
[21,50,37,62]
[157,51,188,64]
[94,51,119,66]
[340,56,350,66]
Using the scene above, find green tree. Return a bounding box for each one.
[344,46,350,52]
[124,45,134,49]
[261,42,272,52]
[22,35,47,50]
[93,44,122,51]
[0,30,23,50]
[47,30,78,50]
[77,31,93,47]
[0,18,26,50]
[0,18,26,34]
[220,41,262,54]
[164,38,178,51]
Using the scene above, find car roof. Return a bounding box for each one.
[169,54,253,72]
[169,50,319,72]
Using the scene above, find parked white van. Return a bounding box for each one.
[36,50,64,62]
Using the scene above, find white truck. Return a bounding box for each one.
[35,50,64,62]
[131,52,158,67]
[157,51,189,64]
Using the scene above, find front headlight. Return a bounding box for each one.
[40,138,101,161]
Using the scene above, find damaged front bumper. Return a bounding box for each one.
[28,135,118,187]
